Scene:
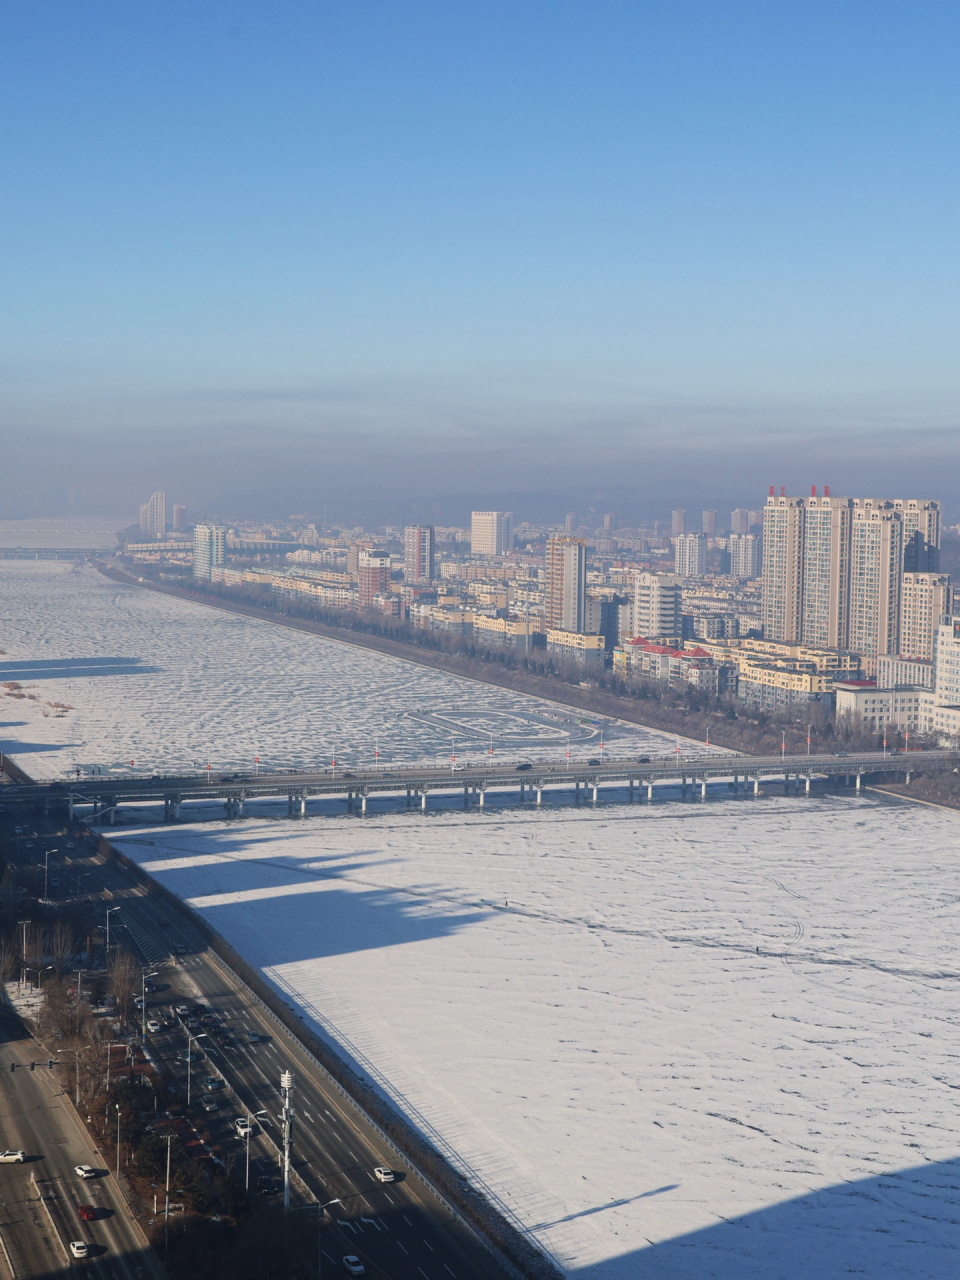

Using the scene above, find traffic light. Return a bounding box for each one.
[29,1062,34,1071]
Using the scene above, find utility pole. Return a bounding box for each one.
[281,1069,295,1213]
[164,1133,171,1261]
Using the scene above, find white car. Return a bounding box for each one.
[146,1020,161,1034]
[0,1151,24,1163]
[235,1119,252,1138]
[74,1164,97,1179]
[342,1258,365,1276]
[70,1241,89,1259]
[373,1166,394,1183]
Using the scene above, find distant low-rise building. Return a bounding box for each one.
[547,629,606,672]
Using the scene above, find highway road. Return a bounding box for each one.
[10,810,522,1280]
[119,892,516,1280]
[0,1008,162,1280]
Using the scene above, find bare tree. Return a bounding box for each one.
[49,919,75,976]
[107,951,139,1029]
[0,933,17,1003]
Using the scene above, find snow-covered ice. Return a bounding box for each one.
[4,559,960,1277]
[114,799,960,1279]
[0,561,702,778]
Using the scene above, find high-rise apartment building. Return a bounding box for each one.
[761,490,940,669]
[761,494,805,643]
[403,526,435,582]
[139,490,166,538]
[728,533,761,580]
[671,509,686,536]
[899,573,950,662]
[546,537,586,632]
[800,495,853,650]
[172,504,186,533]
[675,532,707,577]
[701,510,717,536]
[633,572,683,640]
[730,508,751,535]
[603,513,616,532]
[358,549,391,607]
[896,499,941,571]
[471,511,513,557]
[193,524,225,578]
[565,512,579,533]
[848,507,902,670]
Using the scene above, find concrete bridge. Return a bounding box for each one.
[1,749,952,822]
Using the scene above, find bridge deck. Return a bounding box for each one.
[1,749,949,811]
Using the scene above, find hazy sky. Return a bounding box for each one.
[2,2,960,522]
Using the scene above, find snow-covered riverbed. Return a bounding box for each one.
[4,559,959,1277]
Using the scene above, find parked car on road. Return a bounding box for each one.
[0,1151,24,1163]
[70,1241,88,1258]
[77,1205,97,1221]
[74,1165,97,1179]
[342,1257,365,1275]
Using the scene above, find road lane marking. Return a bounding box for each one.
[397,1241,408,1254]
[423,1239,434,1251]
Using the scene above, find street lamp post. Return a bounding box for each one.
[316,1198,342,1280]
[141,970,158,1038]
[115,1103,121,1179]
[105,907,121,963]
[185,1030,207,1108]
[43,847,58,899]
[244,1109,268,1191]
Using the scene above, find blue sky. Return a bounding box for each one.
[2,2,960,518]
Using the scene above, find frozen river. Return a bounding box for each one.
[3,561,959,1277]
[0,561,703,779]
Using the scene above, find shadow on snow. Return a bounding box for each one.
[567,1157,960,1280]
[126,824,490,964]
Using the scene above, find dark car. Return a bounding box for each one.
[588,758,601,766]
[515,762,532,771]
[217,1033,233,1048]
[257,1176,278,1195]
[637,756,651,763]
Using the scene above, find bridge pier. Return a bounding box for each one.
[299,795,307,816]
[478,788,485,808]
[464,786,469,809]
[805,774,811,795]
[519,783,525,803]
[628,778,634,802]
[68,795,74,820]
[574,781,580,805]
[406,788,411,808]
[361,793,368,815]
[700,778,707,799]
[905,771,912,785]
[287,794,294,815]
[855,773,862,792]
[536,786,542,806]
[592,784,599,804]
[421,790,427,811]
[647,780,653,802]
[753,777,759,795]
[681,777,688,799]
